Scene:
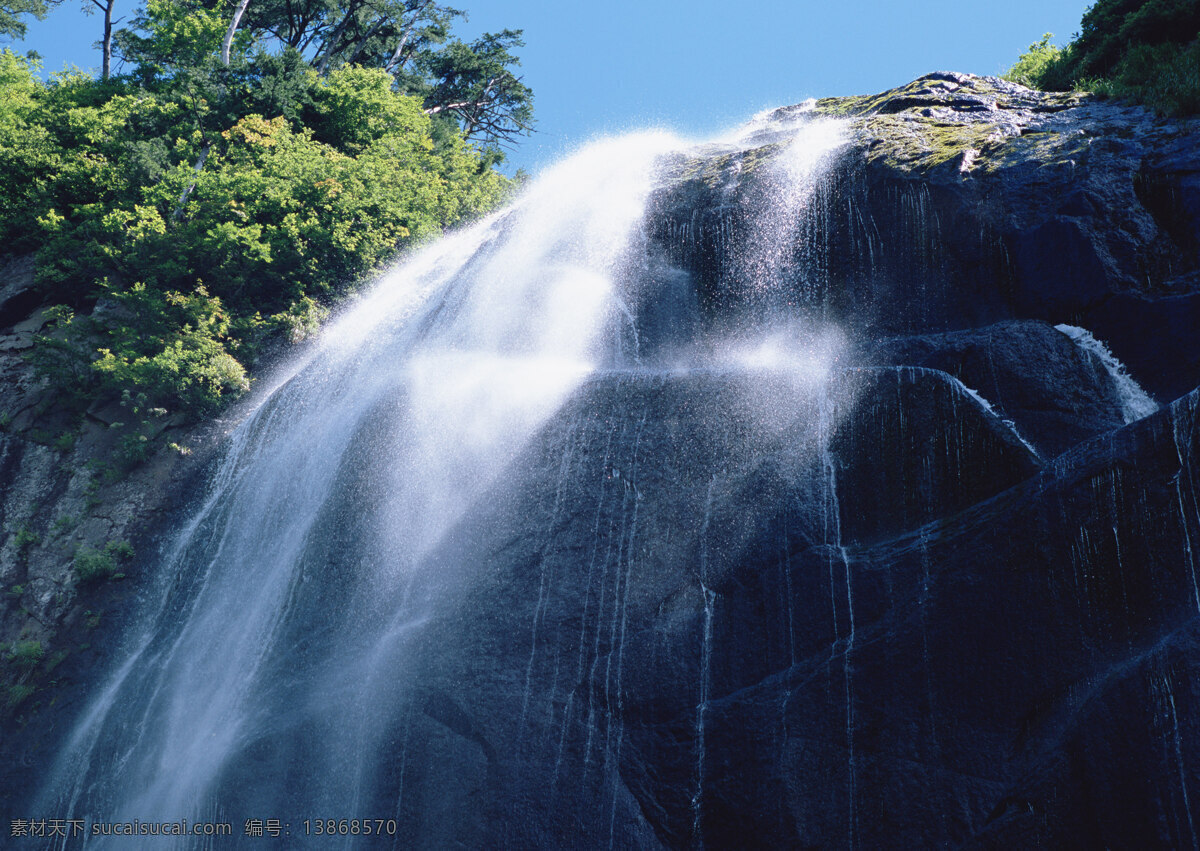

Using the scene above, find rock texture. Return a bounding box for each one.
[361,76,1200,847]
[379,367,1200,849]
[5,73,1200,849]
[0,255,219,771]
[649,72,1200,401]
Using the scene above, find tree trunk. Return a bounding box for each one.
[345,18,386,66]
[315,6,358,76]
[101,0,113,79]
[173,141,211,220]
[222,0,252,66]
[89,0,115,80]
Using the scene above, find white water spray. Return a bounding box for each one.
[36,110,852,846]
[1055,324,1158,423]
[39,131,682,830]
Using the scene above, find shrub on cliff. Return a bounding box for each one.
[1005,0,1200,116]
[1004,33,1063,88]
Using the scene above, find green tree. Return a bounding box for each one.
[0,0,51,40]
[1002,33,1062,88]
[190,0,533,152]
[1007,0,1200,116]
[1,3,518,444]
[1052,0,1200,85]
[421,29,533,149]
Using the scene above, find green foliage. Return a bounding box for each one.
[89,284,249,414]
[11,524,39,551]
[7,639,44,671]
[73,539,134,584]
[1051,0,1200,84]
[0,0,50,39]
[84,486,103,510]
[4,683,35,709]
[1089,38,1200,116]
[221,0,533,150]
[83,476,103,509]
[1009,0,1200,116]
[0,50,57,253]
[1004,34,1063,87]
[25,306,92,402]
[117,0,230,79]
[421,30,534,147]
[1,27,512,441]
[51,514,78,535]
[310,65,427,154]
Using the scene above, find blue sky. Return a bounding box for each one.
[11,0,1091,174]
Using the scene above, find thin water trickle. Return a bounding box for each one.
[692,475,719,849]
[1164,673,1199,850]
[1174,408,1200,615]
[820,386,857,850]
[1056,324,1159,423]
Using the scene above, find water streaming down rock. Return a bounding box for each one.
[1055,324,1160,425]
[20,73,1200,849]
[34,118,856,846]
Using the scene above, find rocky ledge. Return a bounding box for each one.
[649,72,1200,402]
[0,253,222,736]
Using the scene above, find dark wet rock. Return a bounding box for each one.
[345,77,1200,844]
[646,73,1200,401]
[321,370,1200,849]
[863,319,1134,457]
[828,366,1041,543]
[0,255,38,331]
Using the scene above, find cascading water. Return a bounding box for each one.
[35,115,851,847]
[1055,324,1159,424]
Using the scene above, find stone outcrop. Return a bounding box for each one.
[358,76,1200,847]
[0,256,217,746]
[4,73,1200,849]
[648,72,1200,401]
[375,366,1200,848]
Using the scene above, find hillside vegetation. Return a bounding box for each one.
[0,0,524,460]
[1005,0,1200,116]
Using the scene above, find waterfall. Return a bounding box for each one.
[36,115,850,846]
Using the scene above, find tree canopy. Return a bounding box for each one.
[1004,0,1200,116]
[0,0,527,458]
[0,0,51,40]
[105,0,534,150]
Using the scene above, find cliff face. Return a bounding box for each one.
[4,74,1200,848]
[650,73,1200,402]
[0,255,215,762]
[383,77,1200,847]
[376,368,1200,849]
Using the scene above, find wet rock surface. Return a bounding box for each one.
[356,368,1200,849]
[648,72,1200,401]
[365,77,1200,847]
[4,73,1200,849]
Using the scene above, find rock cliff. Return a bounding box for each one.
[376,75,1200,847]
[3,73,1200,848]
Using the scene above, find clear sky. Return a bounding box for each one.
[10,0,1092,174]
